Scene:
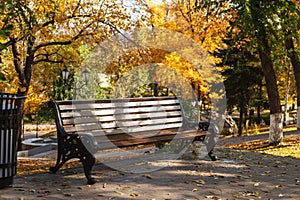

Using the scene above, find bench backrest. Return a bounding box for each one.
[52,97,190,149]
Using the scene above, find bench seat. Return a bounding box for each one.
[50,96,219,184]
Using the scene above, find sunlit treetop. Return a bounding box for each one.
[0,0,147,93]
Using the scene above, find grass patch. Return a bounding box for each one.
[17,159,82,176]
[228,135,300,159]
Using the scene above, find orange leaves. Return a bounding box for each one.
[142,0,230,100]
[17,159,56,176]
[227,135,300,159]
[148,0,230,55]
[24,86,49,115]
[17,159,81,176]
[291,0,300,6]
[0,0,144,102]
[162,52,204,85]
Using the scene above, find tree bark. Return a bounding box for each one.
[285,36,300,130]
[256,83,263,124]
[238,105,244,136]
[283,63,291,126]
[252,9,283,145]
[257,44,283,145]
[11,36,35,150]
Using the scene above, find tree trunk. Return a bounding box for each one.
[256,83,263,124]
[285,36,300,130]
[283,63,291,126]
[12,37,35,150]
[238,105,244,136]
[257,46,283,145]
[254,23,283,145]
[249,0,283,145]
[17,97,25,151]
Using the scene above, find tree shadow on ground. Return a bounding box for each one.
[3,146,298,200]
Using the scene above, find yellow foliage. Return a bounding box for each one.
[1,0,144,111]
[0,50,19,93]
[148,0,231,54]
[144,0,230,100]
[291,0,300,6]
[24,86,49,114]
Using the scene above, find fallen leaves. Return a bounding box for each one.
[142,174,153,179]
[227,135,300,159]
[192,179,206,185]
[64,193,74,197]
[16,159,82,176]
[115,190,125,196]
[8,132,299,200]
[130,193,139,197]
[253,182,260,187]
[234,191,260,198]
[205,195,221,200]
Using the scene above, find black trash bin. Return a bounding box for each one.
[0,92,26,188]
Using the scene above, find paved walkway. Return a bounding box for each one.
[1,131,300,200]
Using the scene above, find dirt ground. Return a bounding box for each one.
[1,132,300,200]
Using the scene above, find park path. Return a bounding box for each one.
[1,131,300,200]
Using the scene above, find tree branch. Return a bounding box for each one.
[33,58,63,65]
[33,20,95,54]
[11,38,26,87]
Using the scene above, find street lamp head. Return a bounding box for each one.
[82,69,90,85]
[62,67,70,81]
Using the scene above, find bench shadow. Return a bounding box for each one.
[9,147,300,199]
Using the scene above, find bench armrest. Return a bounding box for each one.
[79,133,98,154]
[199,122,219,134]
[50,100,68,137]
[183,119,219,134]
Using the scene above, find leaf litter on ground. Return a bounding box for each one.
[225,134,300,159]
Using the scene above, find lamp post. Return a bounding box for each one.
[62,67,70,81]
[74,69,90,100]
[61,67,70,100]
[30,109,38,138]
[61,68,90,100]
[82,69,90,85]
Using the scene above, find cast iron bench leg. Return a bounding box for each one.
[81,154,96,185]
[50,158,67,173]
[208,150,217,161]
[49,146,72,173]
[50,134,97,184]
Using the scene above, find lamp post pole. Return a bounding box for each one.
[31,111,38,138]
[61,68,90,100]
[61,67,70,100]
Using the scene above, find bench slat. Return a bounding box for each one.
[59,105,181,119]
[95,130,203,150]
[58,98,180,111]
[64,122,183,134]
[100,117,183,129]
[62,110,182,125]
[63,116,182,129]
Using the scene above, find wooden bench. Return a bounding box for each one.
[50,96,219,184]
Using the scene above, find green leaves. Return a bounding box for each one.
[0,43,6,51]
[0,24,14,50]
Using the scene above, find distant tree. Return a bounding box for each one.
[218,0,283,145]
[0,0,145,95]
[145,0,230,108]
[0,0,146,150]
[280,0,300,129]
[219,38,263,136]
